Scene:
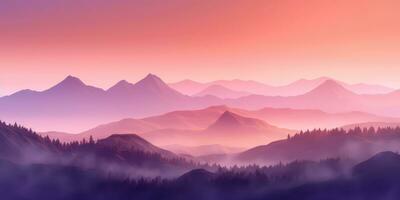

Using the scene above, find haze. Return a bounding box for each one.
[1,0,400,94]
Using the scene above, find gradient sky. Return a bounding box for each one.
[1,0,400,95]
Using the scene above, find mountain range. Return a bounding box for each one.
[2,73,400,133]
[0,74,221,132]
[194,85,251,99]
[40,105,399,149]
[169,77,394,97]
[236,127,400,165]
[225,80,400,117]
[0,121,203,178]
[100,111,294,148]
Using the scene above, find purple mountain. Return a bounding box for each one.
[0,74,221,132]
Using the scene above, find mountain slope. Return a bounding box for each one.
[79,118,160,140]
[226,80,367,112]
[141,111,293,148]
[195,85,250,98]
[0,74,222,132]
[163,144,244,156]
[0,121,199,178]
[202,111,293,147]
[4,75,399,133]
[353,151,400,179]
[40,104,399,143]
[168,79,209,95]
[236,127,400,164]
[97,134,177,159]
[235,107,398,130]
[342,122,400,130]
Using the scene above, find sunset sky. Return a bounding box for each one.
[1,0,400,95]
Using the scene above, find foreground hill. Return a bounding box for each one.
[2,151,400,200]
[236,126,400,164]
[0,121,204,178]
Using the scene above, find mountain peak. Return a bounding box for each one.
[135,73,165,87]
[48,75,86,91]
[178,169,215,183]
[306,79,354,96]
[208,111,243,129]
[319,79,340,87]
[353,151,400,178]
[208,111,274,132]
[144,73,162,81]
[133,73,183,97]
[98,134,155,151]
[218,111,240,123]
[107,80,134,92]
[206,105,230,111]
[61,75,84,85]
[97,134,176,158]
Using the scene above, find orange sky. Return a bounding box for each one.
[1,0,400,95]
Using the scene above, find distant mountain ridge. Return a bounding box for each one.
[40,105,399,145]
[225,80,400,117]
[140,111,293,148]
[194,85,250,99]
[170,77,394,96]
[2,74,400,133]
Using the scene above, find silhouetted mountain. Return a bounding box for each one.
[0,121,209,178]
[107,74,187,102]
[0,121,59,162]
[48,75,94,93]
[177,169,215,183]
[0,75,109,132]
[4,75,400,133]
[141,111,293,148]
[226,80,366,113]
[40,105,230,142]
[169,79,208,95]
[107,79,135,94]
[342,122,400,130]
[2,131,400,200]
[207,111,271,131]
[353,151,400,179]
[195,85,250,98]
[79,119,160,141]
[237,126,400,164]
[97,134,177,159]
[237,107,398,130]
[134,73,183,97]
[163,144,244,157]
[41,104,398,145]
[170,77,394,96]
[305,79,356,97]
[0,74,222,132]
[343,82,394,94]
